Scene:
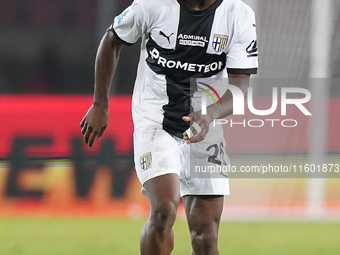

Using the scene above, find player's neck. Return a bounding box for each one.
[181,0,218,11]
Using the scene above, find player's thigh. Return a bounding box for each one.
[143,173,181,211]
[182,195,224,232]
[134,126,182,211]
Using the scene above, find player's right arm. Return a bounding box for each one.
[80,30,123,148]
[183,4,258,143]
[81,0,148,147]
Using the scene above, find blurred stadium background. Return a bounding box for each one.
[0,0,340,254]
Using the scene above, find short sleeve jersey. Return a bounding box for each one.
[113,0,258,138]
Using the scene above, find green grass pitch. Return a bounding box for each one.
[0,217,340,255]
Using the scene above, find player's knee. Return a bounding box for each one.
[191,230,218,252]
[150,200,178,233]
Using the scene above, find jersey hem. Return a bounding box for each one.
[112,28,134,46]
[227,68,258,75]
[180,190,230,197]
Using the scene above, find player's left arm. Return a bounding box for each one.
[182,74,250,143]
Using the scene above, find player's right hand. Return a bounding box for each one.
[80,104,109,148]
[182,111,212,144]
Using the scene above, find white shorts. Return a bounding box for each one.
[133,124,230,197]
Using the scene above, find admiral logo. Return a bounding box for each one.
[149,48,224,73]
[140,152,152,170]
[178,34,209,48]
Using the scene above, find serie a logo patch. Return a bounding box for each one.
[117,9,130,25]
[212,34,229,52]
[140,152,152,170]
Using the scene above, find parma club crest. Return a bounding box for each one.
[212,34,229,52]
[140,152,152,170]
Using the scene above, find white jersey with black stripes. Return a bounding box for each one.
[113,0,258,137]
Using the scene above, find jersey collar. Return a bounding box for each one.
[177,0,223,15]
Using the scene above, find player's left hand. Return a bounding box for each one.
[182,111,212,144]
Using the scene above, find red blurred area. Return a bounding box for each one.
[0,95,339,157]
[0,95,133,158]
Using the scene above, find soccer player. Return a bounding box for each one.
[80,0,258,254]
